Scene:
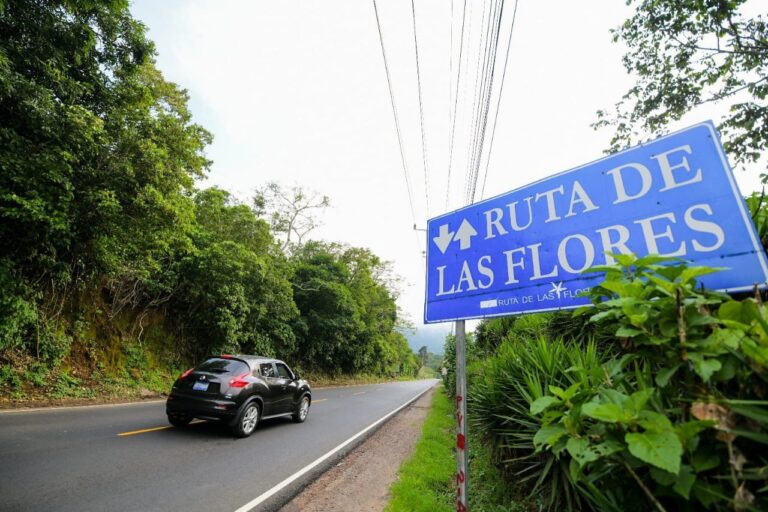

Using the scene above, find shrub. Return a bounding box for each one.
[529,254,768,511]
[469,335,610,511]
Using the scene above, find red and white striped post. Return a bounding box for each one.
[455,319,468,511]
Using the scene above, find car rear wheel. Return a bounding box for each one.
[168,413,192,427]
[233,402,260,438]
[292,395,310,423]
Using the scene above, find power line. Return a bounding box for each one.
[463,0,499,204]
[466,0,498,203]
[479,0,519,200]
[460,0,483,205]
[468,0,505,204]
[448,0,453,203]
[411,0,431,218]
[445,0,468,211]
[371,0,421,252]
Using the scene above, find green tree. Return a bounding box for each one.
[171,189,297,358]
[0,0,210,357]
[289,242,414,376]
[595,0,768,178]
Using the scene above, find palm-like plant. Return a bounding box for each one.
[469,337,608,511]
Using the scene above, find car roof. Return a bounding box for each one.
[223,354,283,364]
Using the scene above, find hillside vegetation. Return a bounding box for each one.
[0,0,418,401]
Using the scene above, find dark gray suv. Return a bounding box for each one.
[166,355,311,437]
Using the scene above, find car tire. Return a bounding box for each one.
[233,402,260,438]
[292,394,310,423]
[167,413,192,427]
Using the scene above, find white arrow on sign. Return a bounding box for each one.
[433,224,454,254]
[453,219,477,250]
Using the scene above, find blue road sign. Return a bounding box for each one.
[424,121,768,323]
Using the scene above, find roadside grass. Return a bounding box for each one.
[467,441,528,512]
[386,386,455,512]
[386,386,527,512]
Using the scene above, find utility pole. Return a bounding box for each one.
[455,319,468,511]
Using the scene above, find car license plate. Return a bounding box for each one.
[193,381,209,392]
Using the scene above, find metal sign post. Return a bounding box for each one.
[455,319,468,511]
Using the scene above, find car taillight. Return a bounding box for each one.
[179,368,193,380]
[220,354,232,359]
[229,372,250,388]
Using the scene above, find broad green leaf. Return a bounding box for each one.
[655,265,685,282]
[689,354,722,382]
[650,466,676,485]
[530,396,561,415]
[540,410,564,426]
[587,264,623,274]
[646,274,676,295]
[602,354,635,380]
[592,440,624,458]
[691,451,720,472]
[625,430,682,474]
[704,328,743,351]
[533,424,566,450]
[635,254,677,267]
[568,457,582,483]
[582,402,629,423]
[687,312,718,327]
[627,388,654,414]
[566,437,600,467]
[590,310,616,323]
[718,300,757,326]
[547,385,569,400]
[691,481,728,508]
[602,389,629,406]
[679,266,724,283]
[637,410,673,432]
[740,338,768,366]
[673,465,696,499]
[655,365,680,387]
[600,280,629,296]
[616,326,643,337]
[612,253,637,267]
[562,382,581,401]
[676,420,714,443]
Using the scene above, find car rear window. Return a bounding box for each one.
[196,358,249,375]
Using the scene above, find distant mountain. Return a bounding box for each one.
[404,324,451,355]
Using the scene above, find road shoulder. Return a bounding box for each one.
[279,387,436,512]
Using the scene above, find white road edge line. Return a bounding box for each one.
[233,383,437,512]
[0,399,165,414]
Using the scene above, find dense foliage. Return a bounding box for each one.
[0,0,418,397]
[537,254,768,511]
[595,0,768,179]
[449,253,768,511]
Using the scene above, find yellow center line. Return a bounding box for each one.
[312,398,328,403]
[353,391,366,396]
[118,419,204,437]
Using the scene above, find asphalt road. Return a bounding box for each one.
[0,379,438,512]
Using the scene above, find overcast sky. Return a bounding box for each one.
[130,1,765,348]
